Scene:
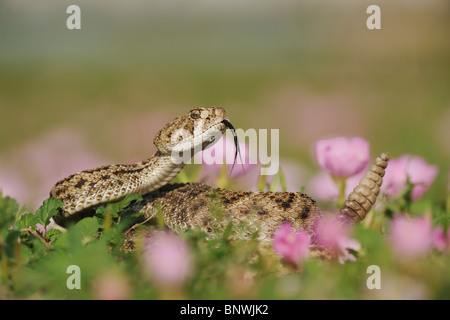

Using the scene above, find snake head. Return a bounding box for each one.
[153,107,231,161]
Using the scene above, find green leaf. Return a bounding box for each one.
[257,174,267,192]
[268,174,279,192]
[278,167,287,192]
[1,230,21,260]
[51,232,69,249]
[35,197,63,227]
[154,202,165,228]
[45,229,63,240]
[17,213,39,230]
[68,217,100,246]
[222,221,233,241]
[96,193,142,219]
[0,194,19,229]
[4,230,21,247]
[116,193,143,211]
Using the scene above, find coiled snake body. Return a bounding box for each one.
[51,107,389,248]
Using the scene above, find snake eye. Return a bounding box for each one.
[190,110,201,120]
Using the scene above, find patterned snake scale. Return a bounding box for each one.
[50,107,389,252]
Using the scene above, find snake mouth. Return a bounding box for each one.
[221,119,242,174]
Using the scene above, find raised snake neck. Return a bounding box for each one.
[51,107,229,226]
[51,107,389,244]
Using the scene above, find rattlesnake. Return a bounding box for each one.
[51,107,389,248]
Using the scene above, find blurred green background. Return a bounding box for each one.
[0,0,449,209]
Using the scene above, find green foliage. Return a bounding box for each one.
[35,197,63,227]
[0,194,20,230]
[0,193,146,298]
[16,213,39,230]
[0,184,450,299]
[257,167,287,192]
[95,193,143,220]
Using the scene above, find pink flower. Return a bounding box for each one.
[382,155,438,201]
[314,217,360,263]
[260,160,308,192]
[389,215,433,258]
[273,222,310,265]
[431,226,450,253]
[93,272,131,300]
[195,134,256,179]
[315,136,370,178]
[309,169,366,202]
[143,231,193,287]
[308,172,340,202]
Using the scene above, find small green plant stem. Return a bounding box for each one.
[362,209,375,228]
[333,176,346,209]
[103,207,113,232]
[446,191,450,214]
[257,173,267,192]
[20,228,51,249]
[217,163,230,189]
[0,242,8,284]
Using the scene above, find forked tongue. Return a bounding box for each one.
[221,119,244,176]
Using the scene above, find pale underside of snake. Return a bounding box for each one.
[50,107,389,254]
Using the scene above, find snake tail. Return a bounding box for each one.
[338,152,390,223]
